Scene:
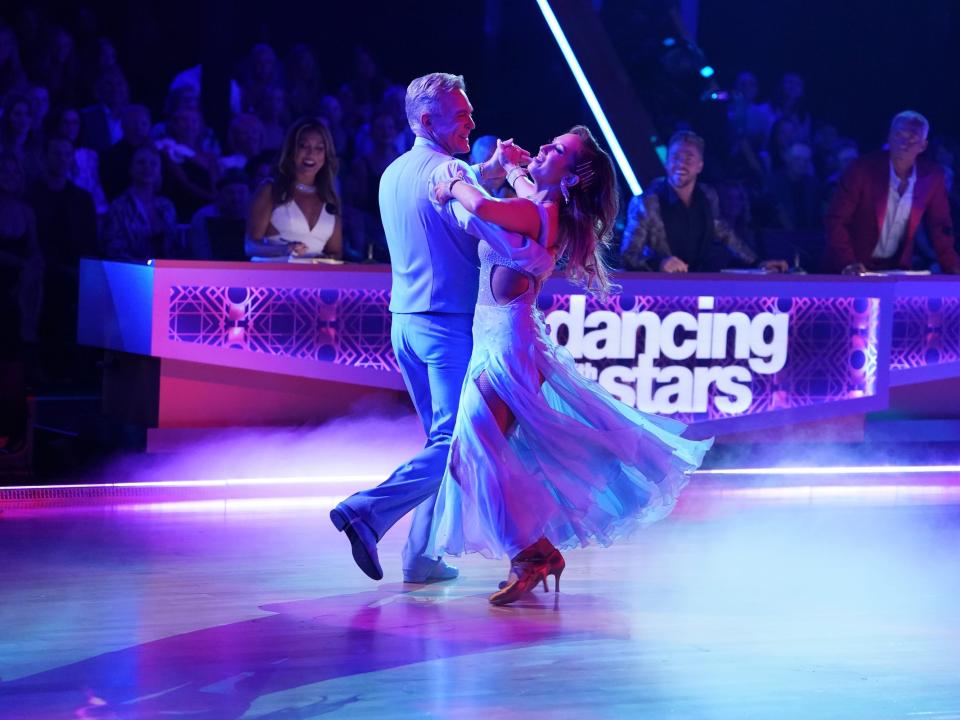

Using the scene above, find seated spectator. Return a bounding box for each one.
[46,106,107,213]
[0,152,37,448]
[0,93,42,180]
[157,106,219,221]
[188,169,251,260]
[240,44,281,115]
[245,117,342,260]
[771,72,811,142]
[101,103,151,200]
[621,131,787,273]
[220,113,264,172]
[344,110,399,262]
[825,139,859,193]
[168,64,242,117]
[26,136,98,375]
[284,44,322,120]
[766,141,824,231]
[0,24,29,100]
[80,67,128,153]
[247,149,278,188]
[153,84,223,155]
[256,86,287,152]
[0,150,42,339]
[101,144,177,260]
[35,26,80,107]
[26,84,50,143]
[318,94,351,161]
[823,110,959,274]
[79,37,120,106]
[715,180,756,252]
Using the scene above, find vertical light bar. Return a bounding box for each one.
[535,0,643,196]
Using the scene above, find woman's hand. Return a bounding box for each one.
[288,241,309,257]
[435,172,465,204]
[495,138,530,169]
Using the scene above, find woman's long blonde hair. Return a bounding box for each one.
[555,125,619,299]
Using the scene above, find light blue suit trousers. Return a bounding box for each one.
[339,310,473,570]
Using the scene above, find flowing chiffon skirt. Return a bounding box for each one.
[427,299,713,560]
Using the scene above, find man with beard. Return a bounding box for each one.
[621,131,787,273]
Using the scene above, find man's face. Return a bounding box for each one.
[666,141,703,190]
[426,89,474,156]
[47,139,74,178]
[889,119,927,166]
[217,181,250,219]
[122,108,151,145]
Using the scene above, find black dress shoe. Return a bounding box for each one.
[330,507,383,581]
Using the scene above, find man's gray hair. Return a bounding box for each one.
[891,110,930,139]
[405,73,466,133]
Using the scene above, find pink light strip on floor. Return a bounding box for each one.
[694,465,960,476]
[2,475,385,491]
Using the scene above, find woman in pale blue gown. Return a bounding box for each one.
[427,126,713,605]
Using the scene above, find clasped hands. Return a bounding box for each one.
[436,138,531,204]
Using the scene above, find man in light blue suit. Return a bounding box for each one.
[330,73,526,582]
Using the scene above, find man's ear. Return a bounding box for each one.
[420,113,432,131]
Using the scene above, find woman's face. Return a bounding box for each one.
[293,129,326,178]
[0,157,24,194]
[7,101,31,136]
[528,132,582,188]
[28,86,49,123]
[59,109,81,142]
[131,148,161,186]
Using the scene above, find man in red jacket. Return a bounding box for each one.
[824,111,959,274]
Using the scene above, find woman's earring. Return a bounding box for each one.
[560,177,571,204]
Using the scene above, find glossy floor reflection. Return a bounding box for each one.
[2,490,959,719]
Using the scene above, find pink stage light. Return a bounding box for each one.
[694,464,960,477]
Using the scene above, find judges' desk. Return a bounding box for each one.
[78,260,960,447]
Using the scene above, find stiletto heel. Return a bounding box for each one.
[545,548,565,593]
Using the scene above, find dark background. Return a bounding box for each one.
[7,0,955,154]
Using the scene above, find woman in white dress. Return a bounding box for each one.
[428,126,712,605]
[247,117,342,260]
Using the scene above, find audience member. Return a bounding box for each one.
[823,110,959,274]
[318,94,351,160]
[0,152,37,446]
[47,106,107,213]
[284,44,322,120]
[621,131,787,272]
[26,84,50,141]
[240,44,281,115]
[100,103,151,200]
[0,24,28,100]
[26,136,97,373]
[157,106,218,221]
[344,110,399,262]
[0,92,42,180]
[771,72,811,142]
[245,117,342,260]
[168,63,242,117]
[35,26,79,107]
[256,86,287,152]
[101,144,177,260]
[188,169,250,260]
[220,113,264,172]
[80,67,128,153]
[766,141,823,231]
[0,149,42,333]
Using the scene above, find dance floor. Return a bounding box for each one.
[2,467,959,720]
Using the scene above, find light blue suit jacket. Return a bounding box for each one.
[381,136,555,313]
